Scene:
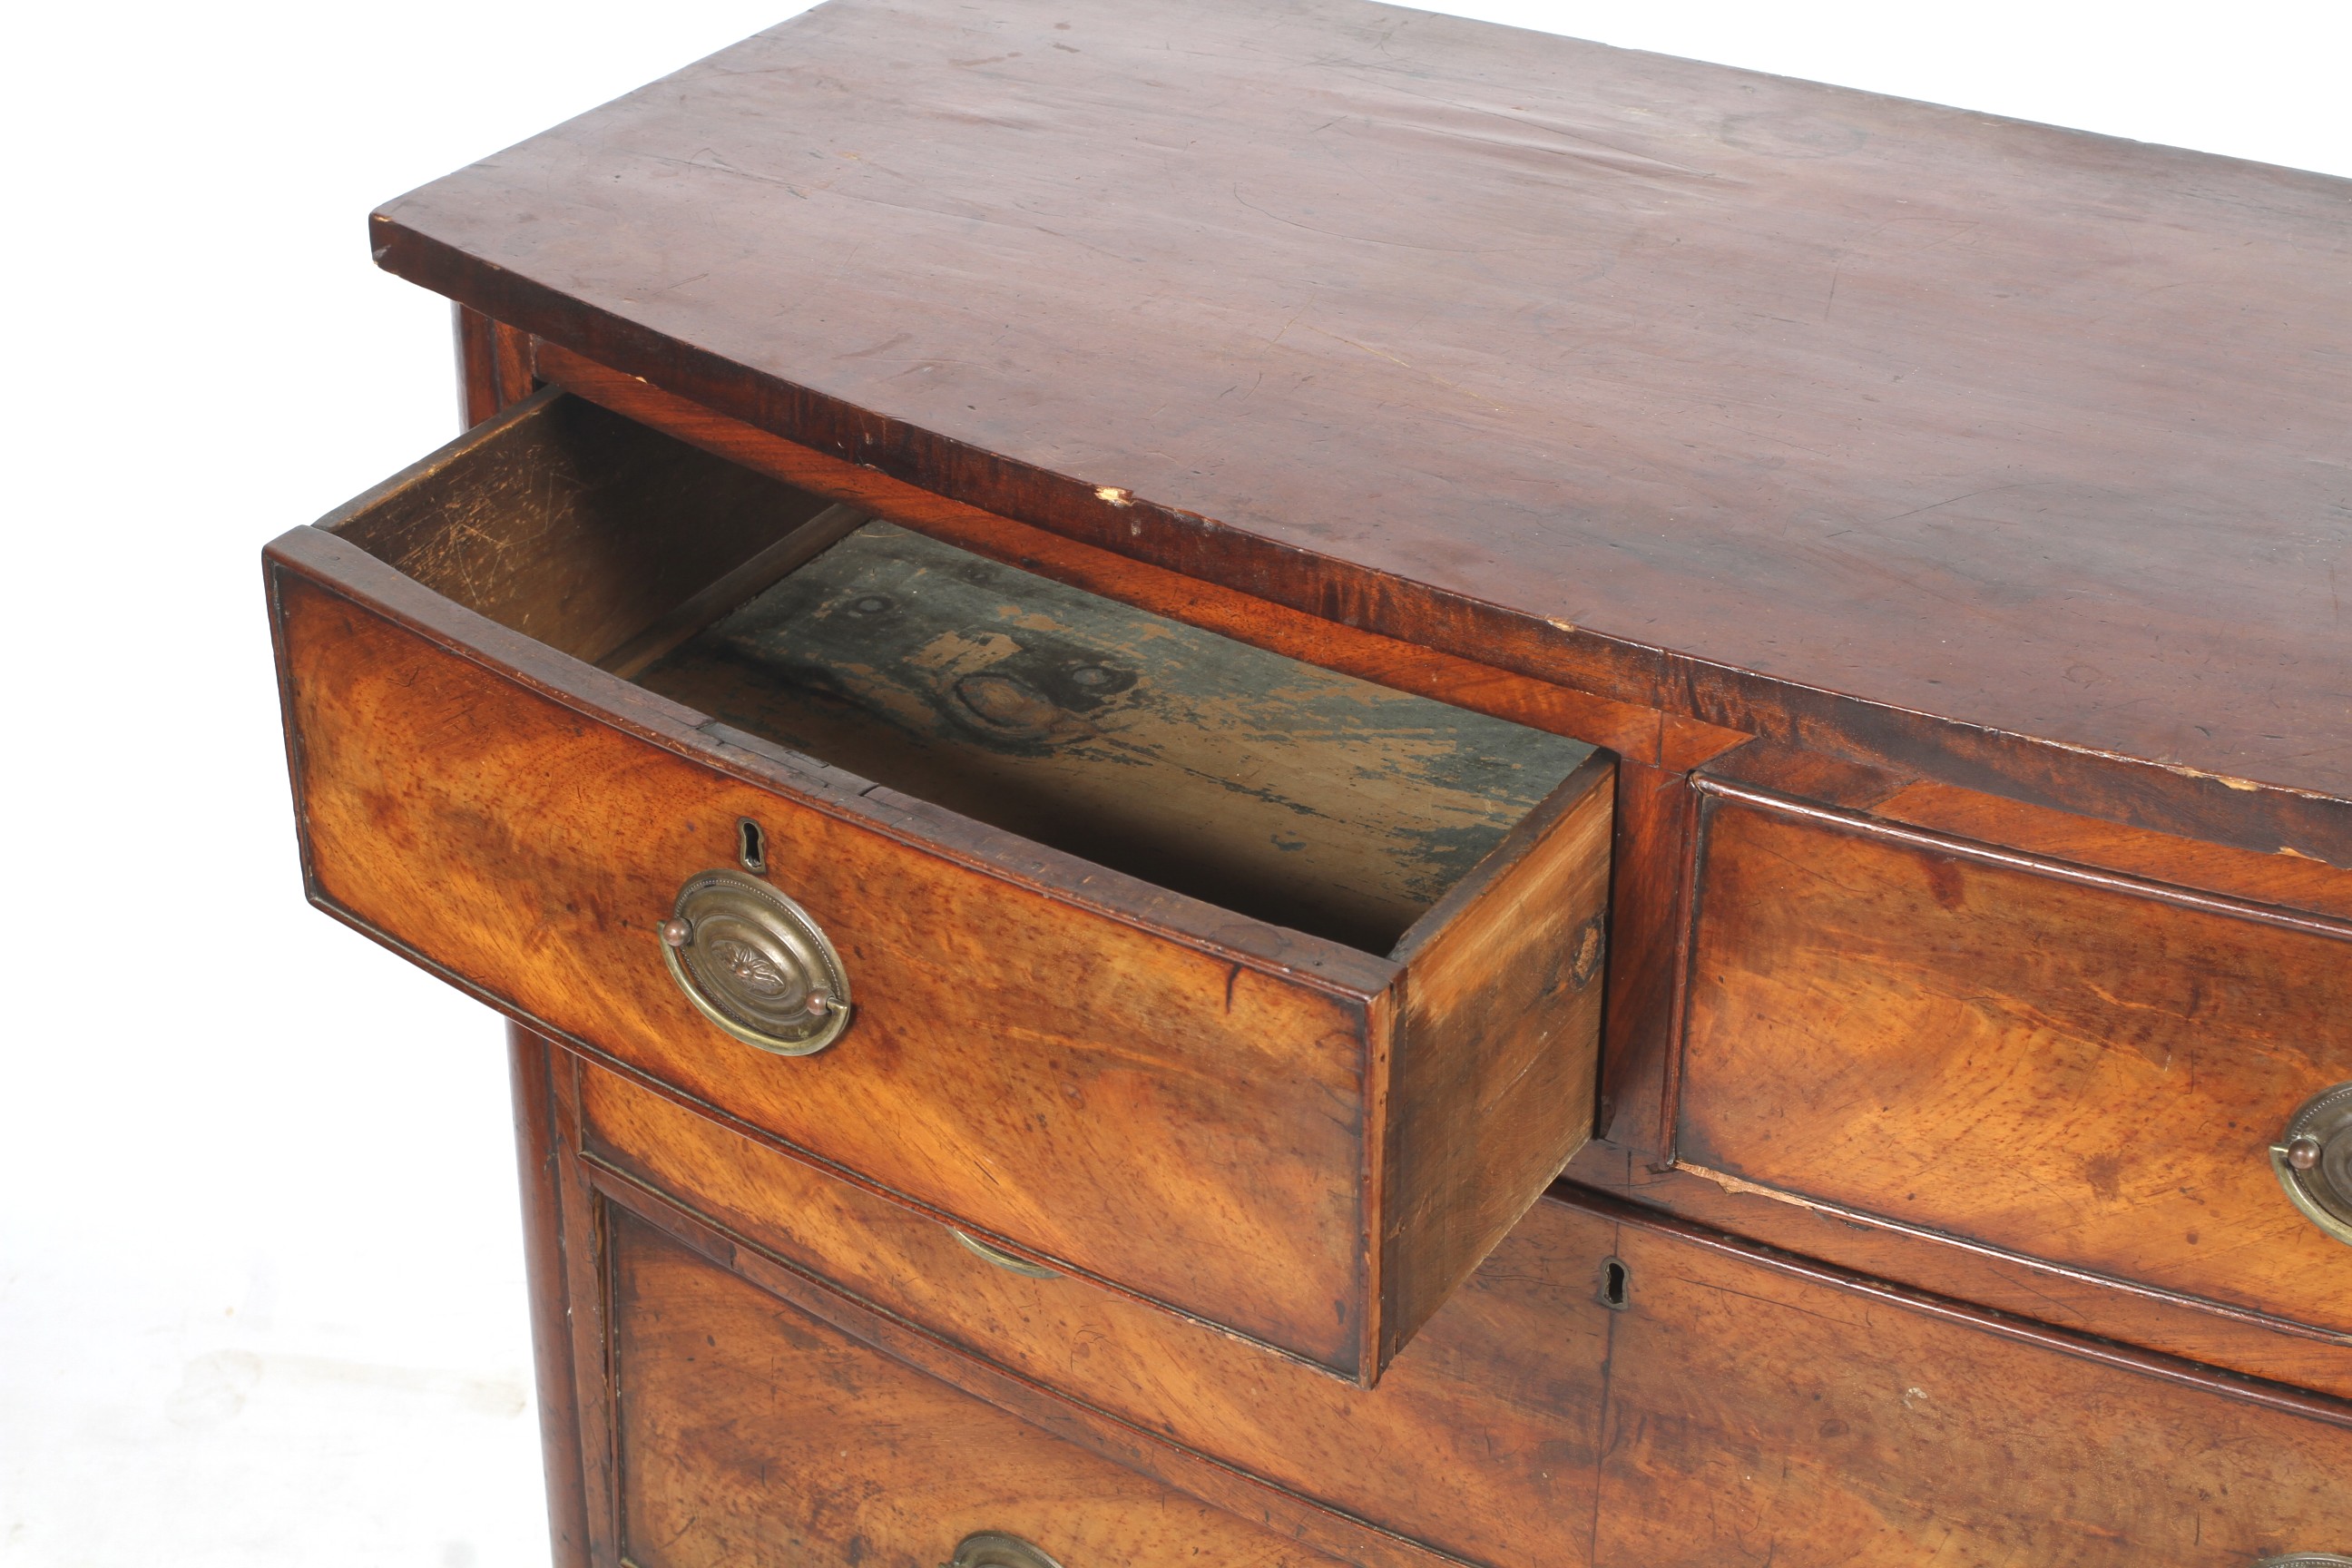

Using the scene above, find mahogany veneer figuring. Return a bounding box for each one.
[376,0,2352,862]
[267,2,2352,1564]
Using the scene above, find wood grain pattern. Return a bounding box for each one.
[1565,1140,2352,1401]
[265,410,1610,1378]
[531,339,1707,769]
[1385,754,1613,1357]
[288,7,2352,1550]
[1586,1195,2352,1567]
[455,306,534,427]
[576,1056,1609,1568]
[574,1059,2352,1568]
[1592,760,1699,1153]
[505,1027,592,1568]
[594,1163,1474,1568]
[328,389,834,665]
[637,519,1595,952]
[537,345,1708,1158]
[374,0,2352,864]
[1680,786,2352,1345]
[606,1208,1345,1568]
[542,1031,623,1568]
[275,548,1369,1371]
[1877,777,2352,926]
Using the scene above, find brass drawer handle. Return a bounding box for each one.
[946,1534,1066,1568]
[950,1228,1061,1279]
[2270,1083,2352,1248]
[659,867,851,1055]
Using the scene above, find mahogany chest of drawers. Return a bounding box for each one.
[268,1,2352,1563]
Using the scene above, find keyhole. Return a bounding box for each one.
[1599,1257,1631,1311]
[737,818,767,874]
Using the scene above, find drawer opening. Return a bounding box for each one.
[333,392,1600,955]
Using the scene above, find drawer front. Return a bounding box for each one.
[1681,787,2352,1338]
[1587,1209,2352,1566]
[576,1056,1612,1568]
[606,1205,1342,1568]
[267,394,1612,1382]
[274,562,1367,1370]
[572,1053,2352,1568]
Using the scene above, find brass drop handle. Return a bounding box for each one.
[2269,1083,2352,1248]
[944,1533,1066,1568]
[659,868,852,1056]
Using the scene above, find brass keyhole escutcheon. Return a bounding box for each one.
[943,1534,1067,1568]
[2269,1083,2352,1248]
[660,867,851,1055]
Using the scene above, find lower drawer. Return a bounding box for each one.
[562,1051,2352,1568]
[608,1205,1338,1568]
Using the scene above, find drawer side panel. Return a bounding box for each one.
[1386,757,1613,1362]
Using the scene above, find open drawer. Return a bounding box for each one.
[264,389,1614,1383]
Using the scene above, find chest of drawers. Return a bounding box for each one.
[268,1,2352,1563]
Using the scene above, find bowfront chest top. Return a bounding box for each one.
[270,2,2352,1564]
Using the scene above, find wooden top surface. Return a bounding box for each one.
[372,0,2352,851]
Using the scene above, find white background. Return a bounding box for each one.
[0,2,2344,1563]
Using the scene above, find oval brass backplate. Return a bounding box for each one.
[2252,1555,2352,1567]
[2271,1083,2352,1248]
[944,1533,1067,1568]
[661,867,851,1055]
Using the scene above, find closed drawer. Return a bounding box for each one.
[1679,776,2352,1344]
[267,389,1614,1383]
[565,1046,2352,1568]
[573,1054,1607,1568]
[606,1205,1343,1568]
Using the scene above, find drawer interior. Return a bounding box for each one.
[334,392,1596,953]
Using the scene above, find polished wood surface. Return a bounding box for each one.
[571,1050,2352,1568]
[1584,1200,2352,1566]
[576,1054,1604,1568]
[609,1210,1343,1568]
[372,0,2352,864]
[1567,1141,2352,1402]
[529,338,1730,1160]
[530,338,1726,769]
[265,397,1615,1380]
[275,547,1369,1369]
[505,1028,592,1568]
[455,305,534,427]
[1875,777,2352,926]
[1680,783,2352,1343]
[1385,760,1610,1355]
[278,0,2352,1546]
